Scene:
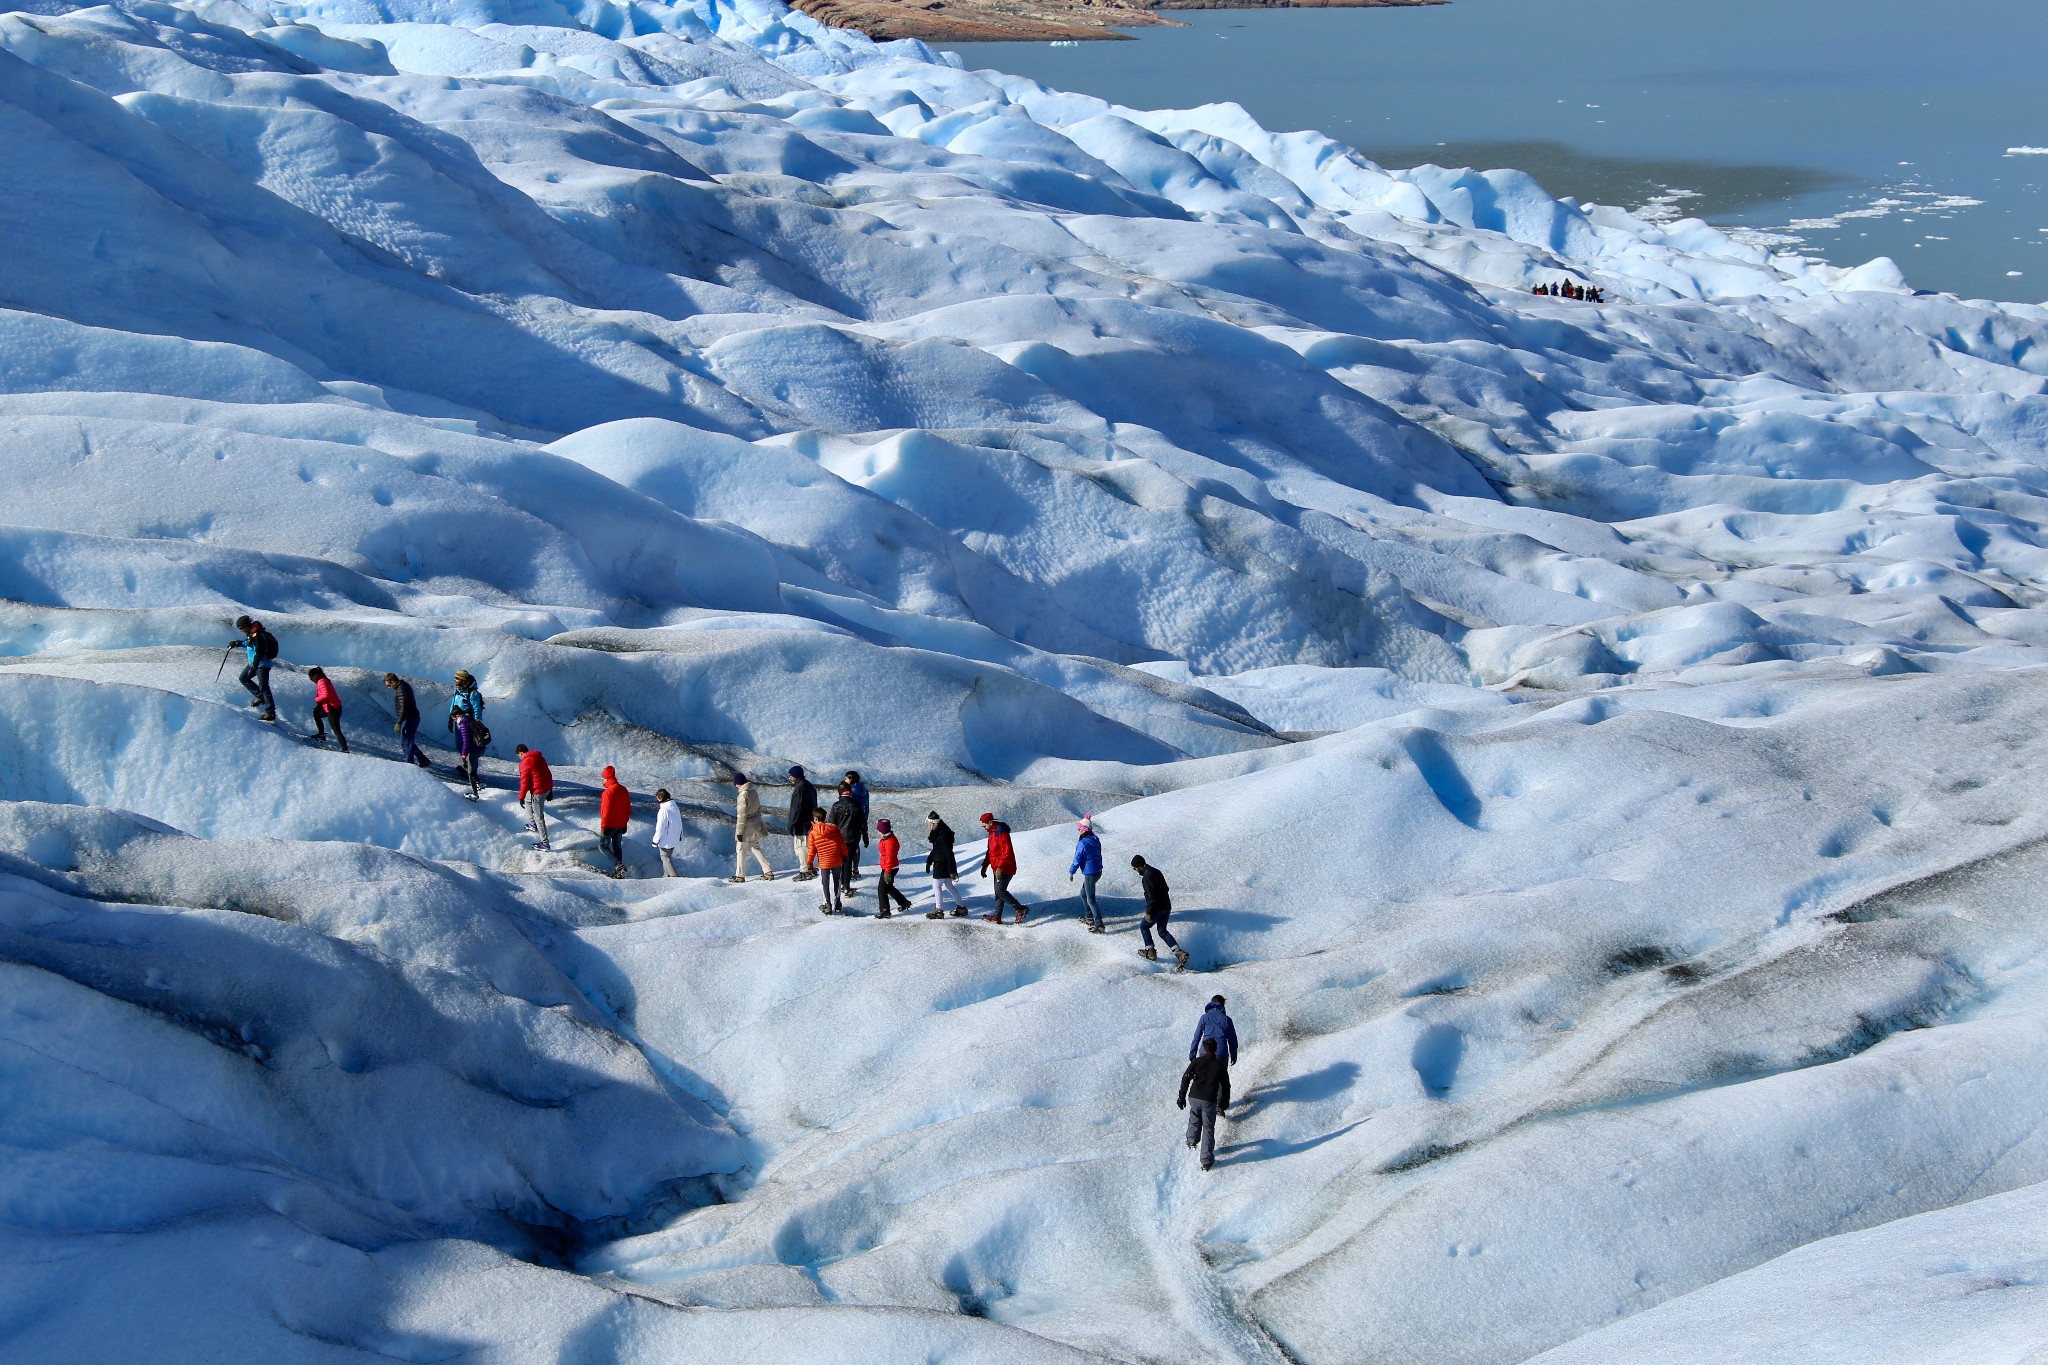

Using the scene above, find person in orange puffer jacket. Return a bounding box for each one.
[599,766,632,878]
[874,819,912,918]
[808,817,849,915]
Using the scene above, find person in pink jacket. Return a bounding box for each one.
[307,667,347,754]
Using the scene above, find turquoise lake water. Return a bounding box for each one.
[955,0,2048,302]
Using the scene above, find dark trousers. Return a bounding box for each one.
[239,663,274,714]
[1140,906,1179,950]
[820,865,844,912]
[398,715,427,766]
[313,705,347,753]
[601,828,625,870]
[990,871,1024,914]
[1186,1098,1217,1165]
[877,869,911,913]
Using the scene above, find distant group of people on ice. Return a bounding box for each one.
[1532,278,1604,302]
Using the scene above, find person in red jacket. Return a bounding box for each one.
[874,818,911,918]
[977,812,1027,924]
[307,668,347,754]
[599,766,632,878]
[516,744,554,851]
[807,817,849,914]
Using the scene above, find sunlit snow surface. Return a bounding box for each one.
[2,0,2048,1358]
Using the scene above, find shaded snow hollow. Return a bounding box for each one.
[1,0,2047,1358]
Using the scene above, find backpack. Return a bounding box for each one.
[471,720,492,752]
[252,627,278,664]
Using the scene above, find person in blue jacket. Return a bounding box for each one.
[1189,995,1238,1066]
[1068,815,1105,932]
[230,615,279,722]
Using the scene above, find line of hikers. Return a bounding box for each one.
[1531,278,1605,302]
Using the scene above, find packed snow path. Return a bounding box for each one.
[2,0,2047,1357]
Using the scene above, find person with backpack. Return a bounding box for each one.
[447,670,487,800]
[730,774,774,883]
[307,668,348,753]
[874,818,911,917]
[1189,996,1238,1065]
[922,812,966,918]
[977,812,1026,925]
[652,788,681,877]
[230,615,279,722]
[516,743,553,851]
[807,813,849,913]
[787,766,819,880]
[599,766,631,878]
[1069,816,1104,932]
[383,674,431,769]
[1178,1037,1231,1171]
[843,770,870,879]
[829,782,868,888]
[1132,855,1187,968]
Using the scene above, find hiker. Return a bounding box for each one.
[229,615,278,722]
[843,770,871,878]
[384,674,430,769]
[829,782,868,887]
[1069,815,1104,932]
[447,670,486,800]
[1190,995,1239,1065]
[977,812,1026,924]
[307,668,347,753]
[923,812,966,918]
[1177,1037,1231,1171]
[516,743,553,850]
[1132,855,1187,968]
[807,810,850,913]
[652,788,681,877]
[730,774,774,883]
[599,765,631,878]
[874,818,911,917]
[787,766,819,880]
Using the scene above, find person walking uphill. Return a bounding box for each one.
[787,766,819,880]
[729,774,774,883]
[447,670,487,800]
[978,813,1027,924]
[923,813,966,918]
[652,789,681,878]
[1070,816,1104,932]
[516,743,553,851]
[1132,855,1188,969]
[1178,1038,1231,1171]
[874,819,912,917]
[229,615,279,722]
[830,783,868,887]
[807,814,849,914]
[1190,996,1238,1065]
[599,765,631,878]
[307,668,347,753]
[384,674,431,769]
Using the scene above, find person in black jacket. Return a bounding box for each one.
[922,812,966,918]
[1178,1037,1231,1170]
[787,766,819,881]
[829,782,868,889]
[1132,855,1188,969]
[383,673,431,769]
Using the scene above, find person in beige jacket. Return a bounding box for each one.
[729,773,775,883]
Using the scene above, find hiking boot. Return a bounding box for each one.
[878,908,892,919]
[1187,1137,1198,1149]
[1087,922,1106,934]
[1015,906,1029,924]
[950,907,967,917]
[1138,947,1158,962]
[531,841,551,851]
[726,875,746,884]
[1201,1160,1213,1172]
[1173,948,1191,969]
[757,871,776,881]
[925,909,945,919]
[818,903,832,914]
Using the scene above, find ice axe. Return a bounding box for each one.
[215,642,237,682]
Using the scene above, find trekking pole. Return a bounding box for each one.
[215,643,236,682]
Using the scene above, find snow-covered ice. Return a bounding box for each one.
[3,0,2048,1356]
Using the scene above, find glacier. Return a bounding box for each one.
[2,0,2047,1358]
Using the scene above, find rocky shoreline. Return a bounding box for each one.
[788,0,1440,45]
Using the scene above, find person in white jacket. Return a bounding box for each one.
[729,773,774,883]
[652,788,682,878]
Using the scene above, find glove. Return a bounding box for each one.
[1176,1098,1186,1110]
[980,864,989,879]
[1068,872,1074,882]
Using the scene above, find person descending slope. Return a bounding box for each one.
[384,674,431,769]
[923,812,966,919]
[1132,854,1188,969]
[808,814,849,914]
[730,774,774,883]
[516,743,553,851]
[787,766,819,880]
[874,819,911,918]
[978,812,1027,924]
[447,670,487,800]
[1070,816,1104,932]
[1189,995,1238,1066]
[1178,1037,1231,1172]
[307,668,347,753]
[598,766,631,878]
[652,788,681,878]
[830,782,868,890]
[229,615,279,722]
[843,770,870,881]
